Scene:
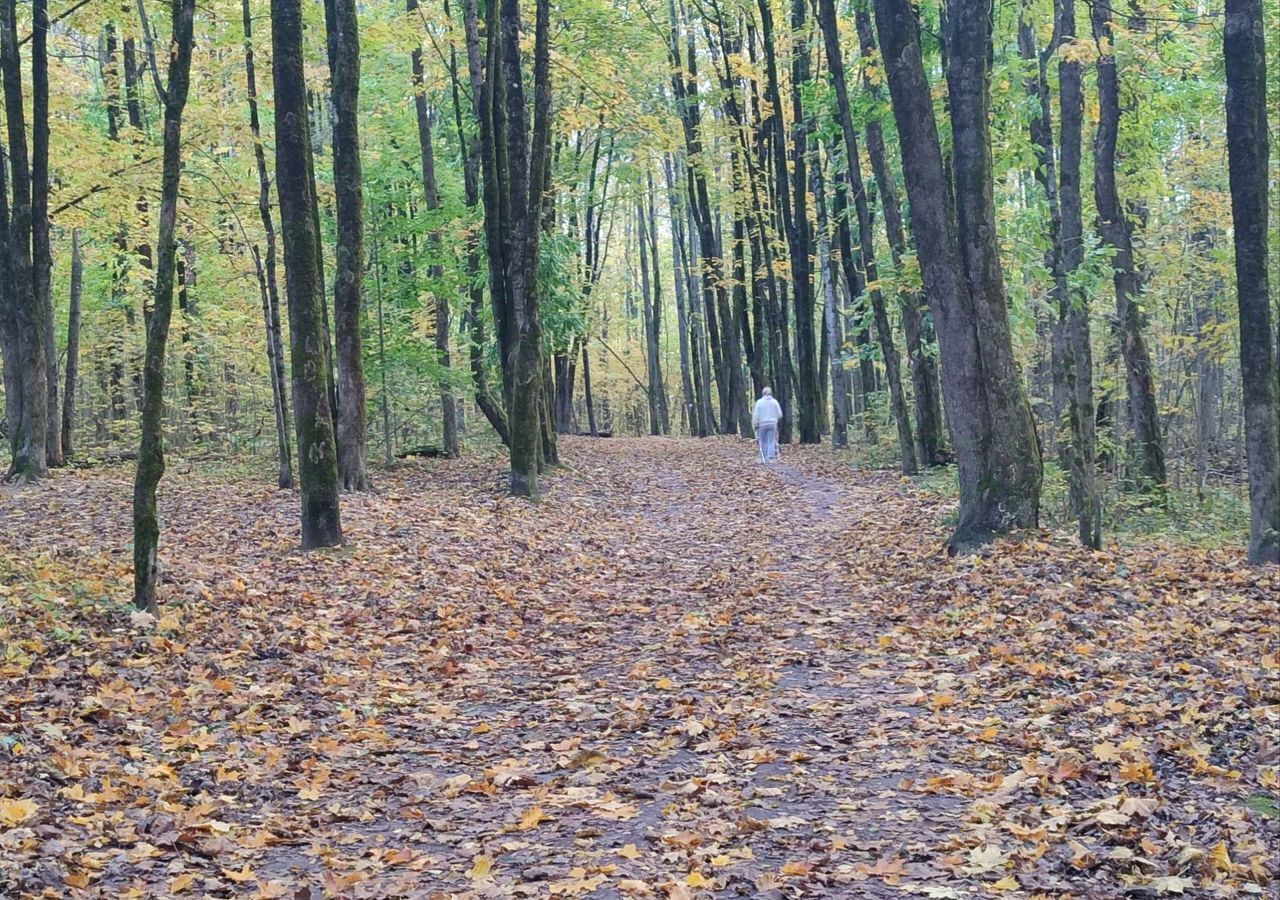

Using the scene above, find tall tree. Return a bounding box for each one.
[131,0,196,612]
[456,0,510,446]
[0,0,49,481]
[1090,0,1165,487]
[472,0,554,494]
[409,0,459,457]
[273,0,344,547]
[1019,4,1099,548]
[242,0,293,489]
[326,0,371,489]
[817,0,915,472]
[853,2,945,465]
[33,0,59,466]
[758,0,820,443]
[1055,0,1100,548]
[873,0,1042,551]
[1223,0,1278,563]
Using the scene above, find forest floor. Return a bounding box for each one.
[1,437,1278,899]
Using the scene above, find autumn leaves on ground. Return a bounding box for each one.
[1,438,1277,898]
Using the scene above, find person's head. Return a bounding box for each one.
[762,386,773,397]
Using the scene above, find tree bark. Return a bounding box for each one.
[33,0,59,466]
[1224,0,1279,563]
[818,0,914,470]
[1056,0,1100,548]
[0,0,48,481]
[759,0,820,443]
[242,0,293,488]
[272,0,344,548]
[854,3,944,465]
[325,0,371,489]
[454,0,509,446]
[131,0,195,612]
[410,0,459,458]
[1090,0,1165,487]
[61,229,82,458]
[873,0,1042,551]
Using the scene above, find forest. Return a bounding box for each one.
[0,0,1278,895]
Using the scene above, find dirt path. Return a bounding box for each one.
[2,437,1276,898]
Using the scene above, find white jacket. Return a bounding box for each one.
[752,396,782,429]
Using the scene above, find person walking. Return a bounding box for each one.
[752,387,783,463]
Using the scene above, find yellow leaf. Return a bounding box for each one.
[168,873,198,893]
[469,854,493,880]
[992,875,1020,891]
[618,843,642,859]
[220,864,256,883]
[655,677,674,690]
[710,854,731,866]
[685,871,710,886]
[517,805,548,830]
[781,860,814,876]
[0,798,39,827]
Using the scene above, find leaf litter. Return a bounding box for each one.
[0,437,1276,898]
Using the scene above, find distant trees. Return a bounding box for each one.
[0,0,1274,568]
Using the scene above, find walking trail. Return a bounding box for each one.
[1,437,1275,898]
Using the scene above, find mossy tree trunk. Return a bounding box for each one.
[272,0,344,548]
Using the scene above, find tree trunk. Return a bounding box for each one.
[818,0,914,471]
[454,0,509,446]
[0,0,48,481]
[873,0,1041,551]
[646,173,671,434]
[759,0,820,443]
[131,0,195,613]
[242,0,293,488]
[410,0,459,458]
[854,4,944,465]
[373,237,394,466]
[1091,0,1165,488]
[1056,0,1100,548]
[1224,0,1279,563]
[326,0,371,489]
[33,0,59,466]
[61,229,82,458]
[813,154,849,448]
[272,0,344,548]
[665,156,698,434]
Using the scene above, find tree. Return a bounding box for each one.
[817,0,915,472]
[0,0,49,481]
[758,0,820,443]
[61,229,83,459]
[471,0,554,495]
[872,0,1042,551]
[1090,0,1165,488]
[33,0,58,466]
[853,1,945,466]
[132,0,196,612]
[242,0,293,489]
[273,0,344,547]
[1223,0,1278,563]
[1019,2,1099,549]
[409,0,459,457]
[326,0,371,490]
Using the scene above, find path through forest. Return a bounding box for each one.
[1,438,1277,897]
